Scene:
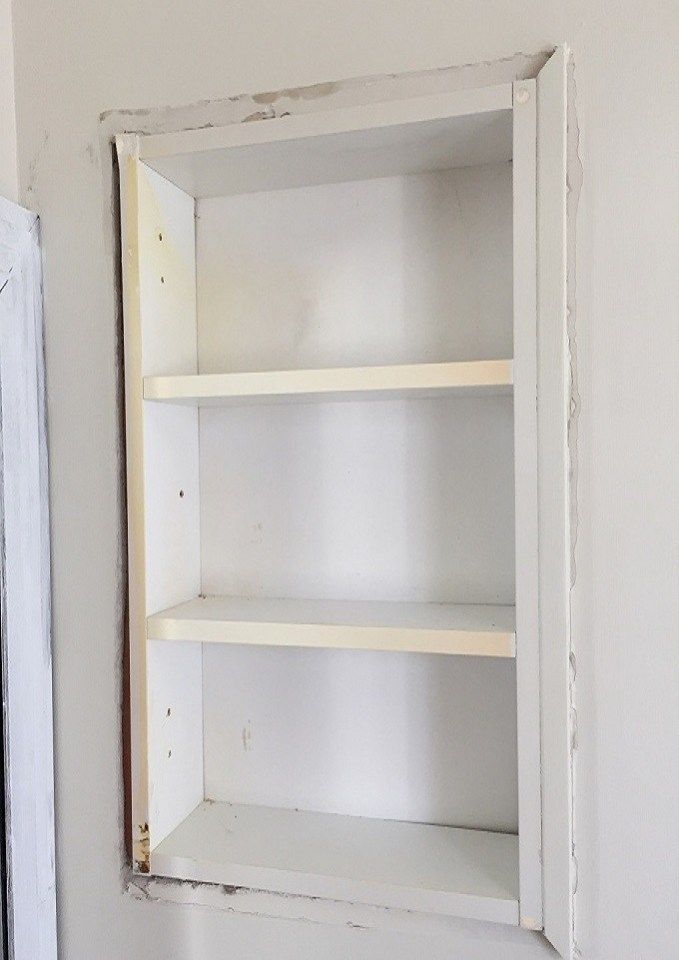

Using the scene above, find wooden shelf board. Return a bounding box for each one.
[143,360,513,406]
[147,596,516,657]
[151,800,519,924]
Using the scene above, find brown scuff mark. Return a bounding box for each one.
[242,720,252,751]
[134,822,150,874]
[99,94,240,123]
[25,130,50,198]
[252,82,339,106]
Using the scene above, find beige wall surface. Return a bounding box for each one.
[0,0,17,201]
[9,1,679,958]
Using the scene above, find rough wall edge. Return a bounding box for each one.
[99,50,551,141]
[127,874,549,945]
[103,49,559,940]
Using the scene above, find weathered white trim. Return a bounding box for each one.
[535,46,572,960]
[0,196,56,960]
[512,77,542,930]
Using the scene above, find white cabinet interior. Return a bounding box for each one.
[116,50,569,953]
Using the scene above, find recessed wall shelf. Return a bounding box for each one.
[147,596,516,657]
[116,47,570,957]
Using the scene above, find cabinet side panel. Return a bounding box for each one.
[117,141,151,871]
[148,641,203,848]
[122,152,203,855]
[137,162,199,377]
[536,48,572,960]
[512,80,542,929]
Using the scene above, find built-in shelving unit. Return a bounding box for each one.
[116,50,570,954]
[148,596,516,657]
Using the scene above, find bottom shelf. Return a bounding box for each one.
[151,800,519,924]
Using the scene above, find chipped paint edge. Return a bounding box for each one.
[99,50,552,142]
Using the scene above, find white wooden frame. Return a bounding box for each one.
[0,197,57,960]
[115,46,571,957]
[536,46,572,959]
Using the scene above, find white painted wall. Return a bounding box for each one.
[0,0,17,201]
[8,3,679,960]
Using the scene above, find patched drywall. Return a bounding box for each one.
[9,2,679,959]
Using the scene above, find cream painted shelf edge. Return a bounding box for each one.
[147,596,516,657]
[151,800,520,924]
[143,359,513,405]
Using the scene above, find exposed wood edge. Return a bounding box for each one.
[115,134,152,874]
[139,83,513,161]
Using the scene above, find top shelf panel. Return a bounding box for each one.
[139,85,513,198]
[144,360,513,406]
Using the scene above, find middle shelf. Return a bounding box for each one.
[143,359,513,406]
[147,596,516,657]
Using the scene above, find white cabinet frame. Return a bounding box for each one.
[115,45,571,957]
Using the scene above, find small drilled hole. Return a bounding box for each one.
[179,489,184,498]
[166,707,171,717]
[160,276,165,284]
[168,750,172,758]
[158,232,163,241]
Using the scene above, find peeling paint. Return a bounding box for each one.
[252,82,339,105]
[133,822,150,873]
[242,720,252,751]
[242,108,276,123]
[99,49,552,146]
[570,706,578,751]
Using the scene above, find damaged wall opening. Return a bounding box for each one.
[116,48,569,955]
